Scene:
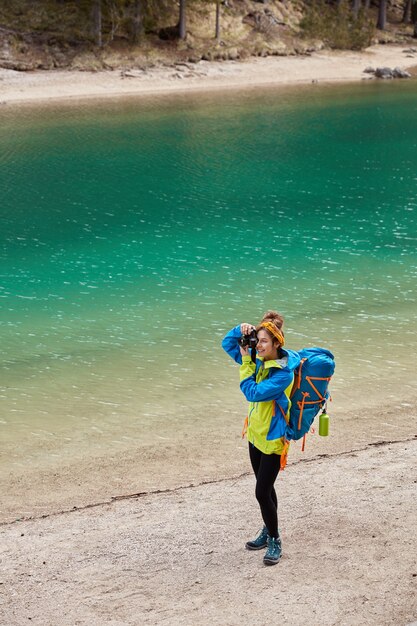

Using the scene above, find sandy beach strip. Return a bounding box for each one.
[1,438,416,625]
[1,401,416,525]
[0,44,416,105]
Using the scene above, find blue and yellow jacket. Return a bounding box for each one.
[222,325,301,455]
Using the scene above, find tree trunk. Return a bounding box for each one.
[215,0,220,40]
[403,0,412,22]
[364,0,371,8]
[92,0,102,47]
[130,0,143,43]
[179,0,186,39]
[377,0,387,29]
[412,0,417,35]
[352,0,361,16]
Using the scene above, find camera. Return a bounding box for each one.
[238,329,258,349]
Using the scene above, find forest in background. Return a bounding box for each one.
[0,0,416,71]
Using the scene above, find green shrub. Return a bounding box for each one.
[300,0,374,50]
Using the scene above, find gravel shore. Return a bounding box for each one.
[2,438,416,625]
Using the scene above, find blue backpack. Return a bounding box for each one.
[285,347,335,443]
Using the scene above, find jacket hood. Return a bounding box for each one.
[261,348,301,372]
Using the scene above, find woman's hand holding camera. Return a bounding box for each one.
[240,322,255,336]
[239,322,255,356]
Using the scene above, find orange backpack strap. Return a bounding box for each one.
[301,433,307,452]
[280,440,290,470]
[297,391,310,431]
[291,358,307,399]
[305,375,332,403]
[241,416,248,439]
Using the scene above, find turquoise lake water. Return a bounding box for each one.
[1,81,417,467]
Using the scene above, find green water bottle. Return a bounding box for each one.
[319,411,329,437]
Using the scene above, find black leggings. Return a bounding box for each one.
[248,442,281,539]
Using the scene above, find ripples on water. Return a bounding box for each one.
[1,83,416,460]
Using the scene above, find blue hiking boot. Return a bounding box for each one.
[245,526,268,551]
[263,535,282,565]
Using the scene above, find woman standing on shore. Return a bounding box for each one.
[222,311,300,565]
